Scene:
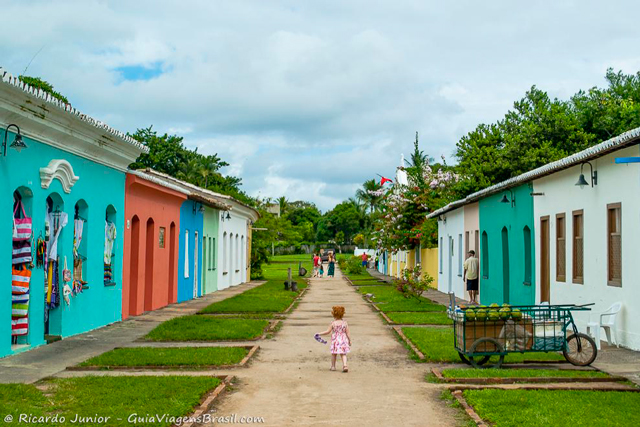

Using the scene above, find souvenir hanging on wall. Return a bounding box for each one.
[36,234,45,268]
[12,199,32,242]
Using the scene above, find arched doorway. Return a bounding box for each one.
[501,227,510,304]
[144,218,155,312]
[129,216,140,317]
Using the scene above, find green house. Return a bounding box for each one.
[479,183,535,306]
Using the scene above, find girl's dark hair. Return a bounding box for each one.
[332,306,345,319]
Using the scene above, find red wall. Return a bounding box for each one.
[122,174,186,319]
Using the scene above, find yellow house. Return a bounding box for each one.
[404,247,439,289]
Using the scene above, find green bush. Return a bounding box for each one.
[346,256,365,274]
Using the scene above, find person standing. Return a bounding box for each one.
[361,252,368,268]
[463,250,479,304]
[313,253,320,278]
[327,253,335,277]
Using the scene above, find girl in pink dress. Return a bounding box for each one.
[317,306,352,372]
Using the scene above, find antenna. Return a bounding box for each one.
[22,45,45,75]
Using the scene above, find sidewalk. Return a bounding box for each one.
[0,281,263,384]
[368,268,640,386]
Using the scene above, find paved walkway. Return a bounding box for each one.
[0,281,263,384]
[205,269,457,426]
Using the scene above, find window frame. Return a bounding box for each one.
[556,213,566,282]
[481,231,489,279]
[607,203,622,287]
[523,226,532,286]
[439,237,443,273]
[572,210,584,284]
[458,234,463,277]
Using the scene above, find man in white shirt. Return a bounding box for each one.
[463,250,479,304]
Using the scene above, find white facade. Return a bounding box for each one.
[533,145,640,350]
[437,207,466,299]
[217,201,258,290]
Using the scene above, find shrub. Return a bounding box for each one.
[345,256,365,275]
[396,265,434,300]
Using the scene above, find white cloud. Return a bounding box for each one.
[2,0,640,210]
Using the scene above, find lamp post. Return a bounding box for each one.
[500,189,516,207]
[2,124,28,157]
[575,162,597,189]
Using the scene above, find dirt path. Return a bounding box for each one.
[206,269,456,426]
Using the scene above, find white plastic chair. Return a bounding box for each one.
[587,302,622,350]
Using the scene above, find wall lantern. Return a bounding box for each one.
[221,211,231,221]
[500,189,516,207]
[575,162,597,189]
[2,124,28,156]
[193,202,206,215]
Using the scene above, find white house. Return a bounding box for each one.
[217,198,259,290]
[533,132,640,350]
[435,205,466,299]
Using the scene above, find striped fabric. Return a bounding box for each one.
[12,201,32,242]
[11,316,28,336]
[12,240,32,265]
[12,303,28,317]
[11,266,31,294]
[12,293,29,303]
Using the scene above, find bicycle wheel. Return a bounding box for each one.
[564,333,597,366]
[469,338,504,369]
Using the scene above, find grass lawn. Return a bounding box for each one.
[145,316,269,341]
[463,389,640,427]
[401,327,565,363]
[200,280,304,313]
[442,368,609,379]
[386,311,451,325]
[358,286,445,312]
[0,376,221,427]
[80,347,248,368]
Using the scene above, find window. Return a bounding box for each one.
[458,234,463,276]
[607,203,622,286]
[439,237,443,273]
[465,231,470,256]
[415,243,421,265]
[556,213,566,282]
[184,230,189,279]
[481,231,489,279]
[474,230,479,258]
[572,210,584,284]
[159,227,166,248]
[523,226,532,285]
[104,205,117,286]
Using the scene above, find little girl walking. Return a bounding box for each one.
[317,306,351,372]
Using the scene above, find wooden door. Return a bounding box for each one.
[540,216,550,302]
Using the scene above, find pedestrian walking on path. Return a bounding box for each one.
[327,253,335,277]
[312,253,320,277]
[317,306,351,372]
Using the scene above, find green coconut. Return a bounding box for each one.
[499,307,511,319]
[487,311,500,321]
[511,309,523,321]
[465,310,477,321]
[489,303,500,308]
[475,309,488,320]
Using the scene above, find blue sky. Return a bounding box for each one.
[1,1,640,211]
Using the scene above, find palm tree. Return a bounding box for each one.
[356,179,383,213]
[277,196,289,216]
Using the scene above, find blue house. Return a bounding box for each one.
[0,69,145,358]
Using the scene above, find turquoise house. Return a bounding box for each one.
[0,71,145,358]
[478,183,535,306]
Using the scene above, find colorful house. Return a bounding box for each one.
[122,171,186,318]
[217,198,259,289]
[530,129,640,350]
[134,170,230,301]
[0,69,145,357]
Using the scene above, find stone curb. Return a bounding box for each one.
[431,367,628,384]
[66,346,260,372]
[451,390,488,427]
[392,326,425,360]
[173,375,234,427]
[448,383,640,392]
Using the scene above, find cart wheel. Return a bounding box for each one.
[564,333,597,366]
[469,338,505,369]
[458,352,471,365]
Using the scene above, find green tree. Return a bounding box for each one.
[355,179,383,213]
[18,76,69,104]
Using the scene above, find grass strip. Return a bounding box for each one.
[463,389,640,427]
[442,368,609,379]
[386,312,451,325]
[80,347,248,368]
[0,376,221,427]
[358,286,445,312]
[145,316,269,341]
[401,327,565,363]
[200,280,304,313]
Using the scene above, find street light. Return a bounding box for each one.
[500,189,516,207]
[2,124,27,157]
[575,162,597,189]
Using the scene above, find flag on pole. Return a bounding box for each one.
[380,176,393,186]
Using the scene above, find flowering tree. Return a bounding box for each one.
[371,138,459,253]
